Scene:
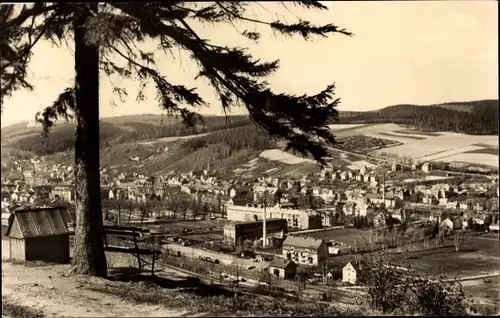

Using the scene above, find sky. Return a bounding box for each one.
[1,1,498,127]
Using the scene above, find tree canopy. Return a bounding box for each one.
[1,2,352,164]
[1,2,352,277]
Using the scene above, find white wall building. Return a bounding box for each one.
[225,203,321,230]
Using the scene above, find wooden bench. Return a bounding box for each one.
[103,225,162,275]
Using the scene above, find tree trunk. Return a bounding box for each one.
[72,3,107,277]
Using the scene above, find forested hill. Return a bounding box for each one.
[2,99,497,157]
[335,99,499,135]
[1,115,254,156]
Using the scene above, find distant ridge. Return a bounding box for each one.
[336,99,498,135]
[1,99,497,159]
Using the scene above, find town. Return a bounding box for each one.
[2,151,499,313]
[1,1,498,317]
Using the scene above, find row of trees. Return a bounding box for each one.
[102,193,226,222]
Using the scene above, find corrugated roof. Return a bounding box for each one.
[7,207,72,238]
[283,235,324,250]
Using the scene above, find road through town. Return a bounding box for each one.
[158,243,359,304]
[162,242,268,269]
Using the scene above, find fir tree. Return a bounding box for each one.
[1,2,352,277]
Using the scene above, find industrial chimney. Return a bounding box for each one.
[262,196,267,248]
[382,173,386,204]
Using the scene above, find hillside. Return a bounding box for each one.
[36,124,282,175]
[2,99,497,177]
[1,115,253,156]
[335,99,499,135]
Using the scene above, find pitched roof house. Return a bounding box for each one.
[282,235,328,266]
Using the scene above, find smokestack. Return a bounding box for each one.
[382,173,386,204]
[263,198,267,247]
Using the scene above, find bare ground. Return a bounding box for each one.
[1,257,196,317]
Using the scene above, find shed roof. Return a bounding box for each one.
[283,235,324,250]
[6,207,72,239]
[268,258,296,269]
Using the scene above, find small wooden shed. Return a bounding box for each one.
[6,207,73,263]
[268,258,297,279]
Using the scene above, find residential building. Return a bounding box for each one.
[342,261,366,284]
[282,235,329,266]
[225,203,321,230]
[33,185,51,200]
[317,208,335,228]
[51,185,74,202]
[489,224,499,233]
[421,163,430,173]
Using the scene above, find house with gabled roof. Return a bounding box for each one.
[342,260,367,284]
[282,235,328,266]
[268,258,297,279]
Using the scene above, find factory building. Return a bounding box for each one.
[225,202,322,230]
[223,218,288,246]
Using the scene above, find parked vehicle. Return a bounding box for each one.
[199,255,220,264]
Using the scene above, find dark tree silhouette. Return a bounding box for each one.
[1,2,351,277]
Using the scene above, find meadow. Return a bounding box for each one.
[328,124,498,168]
[296,227,499,280]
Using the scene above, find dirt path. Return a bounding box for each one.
[2,261,193,317]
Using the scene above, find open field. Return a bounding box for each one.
[371,134,498,168]
[375,131,427,140]
[466,147,499,155]
[328,124,368,131]
[139,132,211,145]
[418,145,485,161]
[161,219,225,232]
[440,153,499,168]
[298,228,498,279]
[401,175,453,183]
[347,160,378,170]
[393,130,442,137]
[259,149,315,165]
[393,236,499,277]
[462,275,500,314]
[1,132,39,146]
[327,124,498,168]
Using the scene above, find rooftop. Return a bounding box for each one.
[6,207,73,239]
[268,258,295,269]
[283,235,324,250]
[224,218,286,227]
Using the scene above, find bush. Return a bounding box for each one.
[409,275,469,316]
[83,275,363,317]
[361,252,471,316]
